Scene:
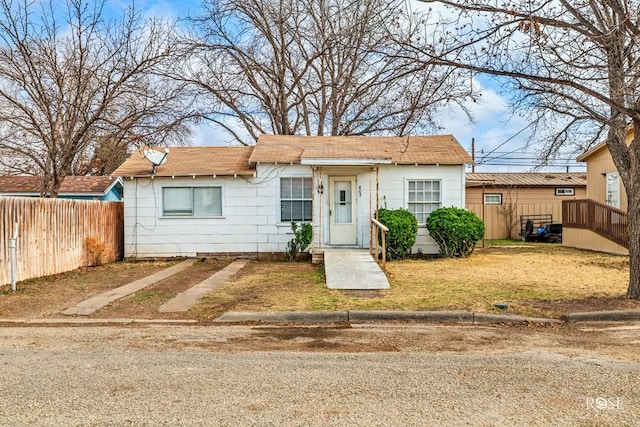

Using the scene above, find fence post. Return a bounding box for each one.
[9,222,18,291]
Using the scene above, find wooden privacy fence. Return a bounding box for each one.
[466,202,564,240]
[0,197,123,286]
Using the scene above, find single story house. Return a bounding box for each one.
[0,176,123,201]
[562,128,631,255]
[113,135,471,258]
[466,172,587,239]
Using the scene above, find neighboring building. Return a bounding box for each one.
[113,135,471,258]
[575,141,627,211]
[466,172,587,240]
[562,129,631,255]
[0,176,123,201]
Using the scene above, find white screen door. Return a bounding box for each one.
[329,177,357,245]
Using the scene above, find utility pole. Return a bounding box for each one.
[471,137,475,173]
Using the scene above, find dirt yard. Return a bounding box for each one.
[0,244,637,321]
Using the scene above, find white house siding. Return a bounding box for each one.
[122,163,465,258]
[122,163,313,258]
[313,164,465,254]
[381,164,465,254]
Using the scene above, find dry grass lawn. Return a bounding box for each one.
[1,243,637,321]
[194,244,636,320]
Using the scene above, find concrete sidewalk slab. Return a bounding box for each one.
[158,259,249,313]
[62,259,194,316]
[324,249,389,290]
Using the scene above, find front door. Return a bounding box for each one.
[606,172,620,209]
[329,176,357,245]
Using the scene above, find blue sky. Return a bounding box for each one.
[122,0,585,173]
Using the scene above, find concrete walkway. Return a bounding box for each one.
[324,249,390,290]
[158,259,249,313]
[63,259,194,316]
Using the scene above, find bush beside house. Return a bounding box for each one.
[377,208,418,260]
[426,207,485,258]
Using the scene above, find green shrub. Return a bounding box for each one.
[426,207,485,258]
[284,222,313,261]
[377,208,418,260]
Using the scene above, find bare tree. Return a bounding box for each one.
[0,0,192,196]
[183,0,474,144]
[410,0,640,298]
[498,185,519,240]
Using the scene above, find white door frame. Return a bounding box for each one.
[606,172,620,209]
[329,176,357,245]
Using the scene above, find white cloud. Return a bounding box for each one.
[189,121,250,147]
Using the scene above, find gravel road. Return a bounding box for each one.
[0,324,638,426]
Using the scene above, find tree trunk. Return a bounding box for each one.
[623,119,640,299]
[627,197,640,298]
[627,152,640,298]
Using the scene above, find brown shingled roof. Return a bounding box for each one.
[0,176,120,195]
[60,176,121,194]
[113,147,255,177]
[466,172,587,187]
[0,176,42,193]
[249,135,472,165]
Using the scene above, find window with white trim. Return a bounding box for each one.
[280,177,312,222]
[407,180,441,224]
[555,187,575,196]
[163,187,222,217]
[484,194,502,205]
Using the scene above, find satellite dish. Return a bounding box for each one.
[142,148,169,175]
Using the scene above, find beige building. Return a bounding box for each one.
[562,129,631,255]
[466,172,587,240]
[575,140,627,211]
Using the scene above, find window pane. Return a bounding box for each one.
[426,202,440,215]
[292,178,303,198]
[303,201,312,221]
[281,201,292,221]
[281,177,313,222]
[303,178,312,198]
[163,187,192,216]
[194,187,222,216]
[407,180,441,224]
[280,178,292,199]
[291,201,303,221]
